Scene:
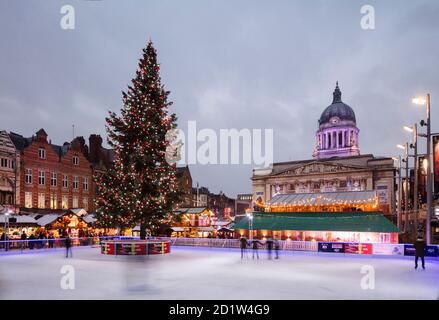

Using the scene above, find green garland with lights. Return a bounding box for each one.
[94,40,181,238]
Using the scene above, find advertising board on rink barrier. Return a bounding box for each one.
[372,243,404,256]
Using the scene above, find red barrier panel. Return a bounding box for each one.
[101,240,171,256]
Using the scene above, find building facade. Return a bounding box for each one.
[0,130,19,208]
[10,129,94,212]
[177,166,193,207]
[252,83,396,217]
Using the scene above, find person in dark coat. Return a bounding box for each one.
[266,238,273,260]
[65,235,72,258]
[414,236,426,270]
[251,239,263,260]
[28,234,36,249]
[48,234,55,248]
[20,231,27,250]
[239,236,248,259]
[274,239,280,259]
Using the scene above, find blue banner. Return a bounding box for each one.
[318,242,345,253]
[404,244,438,257]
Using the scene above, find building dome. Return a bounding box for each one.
[313,82,360,159]
[318,82,356,126]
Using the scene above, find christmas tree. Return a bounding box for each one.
[95,40,181,239]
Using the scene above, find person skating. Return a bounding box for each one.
[28,233,36,249]
[240,236,248,259]
[266,237,273,260]
[65,235,73,258]
[274,239,280,259]
[20,231,27,250]
[414,236,426,270]
[251,238,263,259]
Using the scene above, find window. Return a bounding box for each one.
[73,155,79,165]
[50,194,57,209]
[25,192,32,208]
[82,197,89,210]
[25,169,32,184]
[38,170,45,185]
[62,175,68,188]
[51,172,57,187]
[38,148,46,159]
[83,177,88,191]
[0,158,7,167]
[73,176,79,189]
[62,195,69,209]
[72,196,79,208]
[38,193,45,209]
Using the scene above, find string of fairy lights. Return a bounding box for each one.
[94,41,181,232]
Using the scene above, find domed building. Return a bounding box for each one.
[243,83,399,244]
[313,82,360,159]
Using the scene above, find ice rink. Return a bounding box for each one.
[0,246,438,300]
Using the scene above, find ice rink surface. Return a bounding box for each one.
[0,246,438,300]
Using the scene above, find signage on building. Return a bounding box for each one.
[376,185,388,204]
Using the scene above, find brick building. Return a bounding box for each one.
[176,166,193,207]
[10,129,94,211]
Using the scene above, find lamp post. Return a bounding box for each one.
[246,212,253,240]
[412,94,432,244]
[405,124,419,233]
[4,210,11,251]
[392,156,403,229]
[398,143,409,232]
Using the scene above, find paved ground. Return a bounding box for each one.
[0,246,438,299]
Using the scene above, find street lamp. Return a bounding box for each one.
[392,156,403,229]
[397,143,409,232]
[412,94,432,244]
[246,212,253,240]
[4,209,12,251]
[404,124,419,233]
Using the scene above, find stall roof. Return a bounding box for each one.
[175,207,211,215]
[266,191,377,207]
[34,214,62,226]
[0,214,38,225]
[234,212,399,233]
[82,214,96,224]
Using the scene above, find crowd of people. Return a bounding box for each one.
[239,236,281,260]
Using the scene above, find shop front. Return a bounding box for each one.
[234,212,400,244]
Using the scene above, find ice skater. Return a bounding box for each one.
[240,236,248,259]
[65,235,73,258]
[266,237,273,260]
[251,238,262,259]
[274,239,280,259]
[414,236,426,270]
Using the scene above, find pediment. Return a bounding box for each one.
[273,161,366,176]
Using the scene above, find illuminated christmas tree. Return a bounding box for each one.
[95,40,181,239]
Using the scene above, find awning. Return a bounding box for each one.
[267,191,377,207]
[234,212,400,233]
[171,227,185,232]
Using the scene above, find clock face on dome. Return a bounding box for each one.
[330,117,340,124]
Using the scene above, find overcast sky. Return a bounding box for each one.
[1,0,438,197]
